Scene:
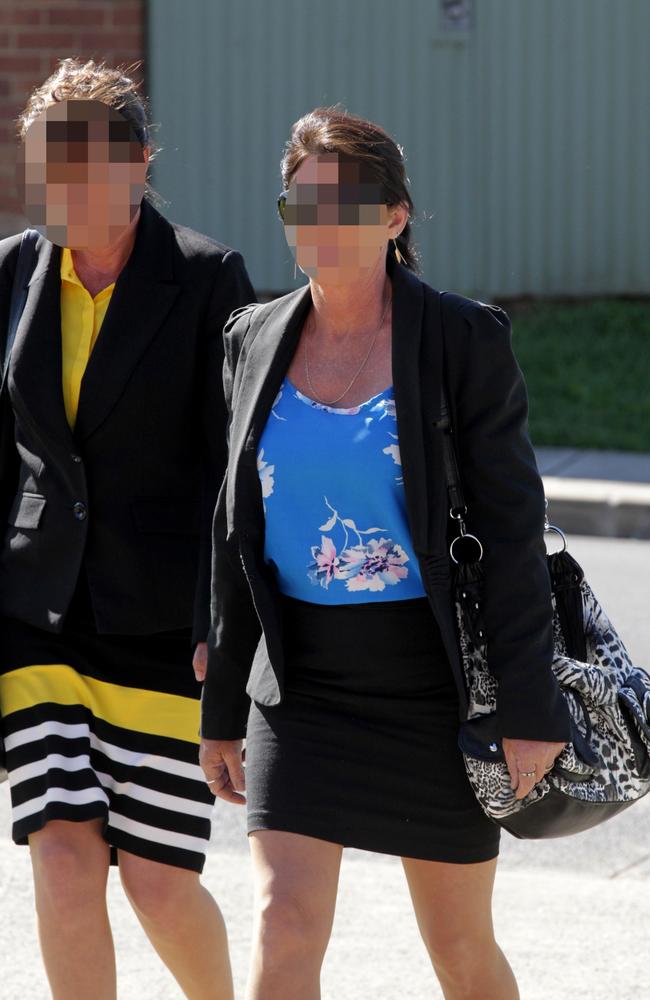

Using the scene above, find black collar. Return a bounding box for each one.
[9,200,181,448]
[226,257,443,554]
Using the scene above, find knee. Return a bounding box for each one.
[426,928,496,993]
[30,826,106,916]
[256,892,324,972]
[119,856,195,930]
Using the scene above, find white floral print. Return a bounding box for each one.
[375,397,397,420]
[383,431,403,485]
[270,388,287,421]
[308,497,409,593]
[257,448,275,501]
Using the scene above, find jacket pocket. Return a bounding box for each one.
[130,496,201,534]
[8,492,47,530]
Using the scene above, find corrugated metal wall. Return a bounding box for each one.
[148,0,649,298]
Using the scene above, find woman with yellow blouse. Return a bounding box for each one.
[0,59,254,999]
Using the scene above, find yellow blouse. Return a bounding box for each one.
[60,247,116,428]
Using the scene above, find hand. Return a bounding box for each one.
[199,738,246,805]
[502,737,567,801]
[193,641,208,682]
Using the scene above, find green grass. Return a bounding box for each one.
[504,299,650,453]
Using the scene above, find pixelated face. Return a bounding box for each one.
[19,98,147,249]
[280,152,391,284]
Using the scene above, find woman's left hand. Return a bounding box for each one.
[502,738,567,801]
[192,641,208,682]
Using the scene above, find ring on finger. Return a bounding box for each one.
[206,778,218,785]
[518,769,537,777]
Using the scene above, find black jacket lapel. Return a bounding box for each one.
[8,236,76,453]
[226,284,312,539]
[9,202,182,450]
[390,258,440,553]
[74,200,181,441]
[418,280,449,555]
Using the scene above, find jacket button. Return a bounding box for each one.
[71,453,82,463]
[73,501,87,521]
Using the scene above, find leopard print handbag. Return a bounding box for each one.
[455,545,650,838]
[438,387,650,839]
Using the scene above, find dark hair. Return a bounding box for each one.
[281,105,419,272]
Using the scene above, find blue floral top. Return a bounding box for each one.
[256,377,426,604]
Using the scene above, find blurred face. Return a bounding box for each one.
[19,98,147,249]
[280,152,393,285]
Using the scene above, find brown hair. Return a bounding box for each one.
[17,57,159,200]
[281,106,419,272]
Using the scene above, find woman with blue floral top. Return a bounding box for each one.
[199,107,569,1000]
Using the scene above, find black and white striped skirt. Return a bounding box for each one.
[0,577,213,873]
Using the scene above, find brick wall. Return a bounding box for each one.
[0,0,146,237]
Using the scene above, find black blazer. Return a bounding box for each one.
[202,257,572,744]
[0,199,255,642]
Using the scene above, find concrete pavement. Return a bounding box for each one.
[536,446,650,539]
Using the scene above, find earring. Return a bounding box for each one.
[294,258,298,280]
[392,238,403,265]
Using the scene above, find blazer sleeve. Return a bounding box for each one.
[442,295,572,743]
[0,236,22,524]
[191,250,256,646]
[200,304,262,740]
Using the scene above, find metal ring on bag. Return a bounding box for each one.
[449,532,484,565]
[544,523,567,553]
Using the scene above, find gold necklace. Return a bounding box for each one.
[303,291,391,406]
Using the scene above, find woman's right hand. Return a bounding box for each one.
[199,738,246,805]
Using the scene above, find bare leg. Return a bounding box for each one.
[401,855,518,1000]
[29,818,115,1000]
[246,830,343,1000]
[118,851,234,1000]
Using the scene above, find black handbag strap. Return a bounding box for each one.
[435,291,469,520]
[438,384,467,517]
[2,229,39,390]
[438,355,550,538]
[436,291,553,536]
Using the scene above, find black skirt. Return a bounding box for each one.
[245,595,500,863]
